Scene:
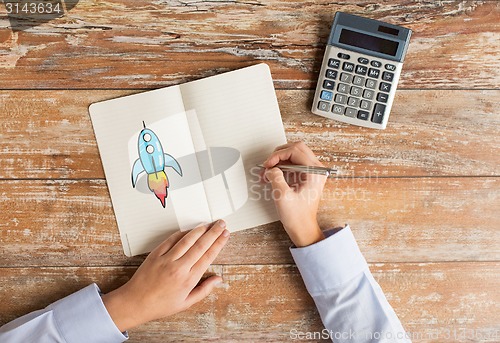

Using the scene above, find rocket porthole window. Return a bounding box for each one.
[143,133,151,142]
[146,145,154,154]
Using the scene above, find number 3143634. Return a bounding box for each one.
[6,2,62,14]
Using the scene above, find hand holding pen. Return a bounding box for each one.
[260,141,328,247]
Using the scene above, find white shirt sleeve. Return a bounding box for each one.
[0,283,127,343]
[290,226,411,343]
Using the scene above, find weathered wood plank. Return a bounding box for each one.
[281,89,500,177]
[0,89,498,179]
[0,1,498,89]
[0,263,498,342]
[1,177,498,266]
[0,2,496,342]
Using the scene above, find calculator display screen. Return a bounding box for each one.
[339,29,399,56]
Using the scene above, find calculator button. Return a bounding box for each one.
[350,86,362,97]
[340,73,353,83]
[379,82,391,92]
[355,65,367,75]
[357,110,370,120]
[342,62,355,72]
[347,97,360,107]
[372,103,386,124]
[317,101,330,112]
[334,94,347,104]
[325,69,338,80]
[345,107,357,118]
[385,64,396,71]
[362,89,374,100]
[377,93,389,103]
[368,68,380,79]
[357,57,369,64]
[371,60,382,68]
[360,100,372,110]
[320,90,333,101]
[337,83,350,94]
[337,53,350,60]
[328,59,340,69]
[323,79,335,90]
[352,76,365,86]
[365,79,377,89]
[332,104,345,114]
[382,71,394,82]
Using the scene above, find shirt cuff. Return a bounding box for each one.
[47,283,127,343]
[290,225,368,295]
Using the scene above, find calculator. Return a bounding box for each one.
[312,12,411,129]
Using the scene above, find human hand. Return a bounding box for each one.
[102,221,230,332]
[262,142,327,247]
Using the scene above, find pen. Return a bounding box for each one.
[257,164,338,178]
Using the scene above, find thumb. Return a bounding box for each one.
[186,275,222,306]
[265,168,291,194]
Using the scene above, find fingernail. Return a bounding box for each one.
[218,220,226,228]
[215,280,227,289]
[222,229,230,237]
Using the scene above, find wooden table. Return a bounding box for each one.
[1,1,499,342]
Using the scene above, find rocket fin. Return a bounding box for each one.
[131,159,145,187]
[164,153,183,176]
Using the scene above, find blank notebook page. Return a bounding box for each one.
[180,63,287,231]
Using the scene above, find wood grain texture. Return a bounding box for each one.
[0,0,499,340]
[1,177,498,267]
[0,263,498,342]
[0,89,498,179]
[0,1,498,89]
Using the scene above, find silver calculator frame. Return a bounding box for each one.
[311,12,411,129]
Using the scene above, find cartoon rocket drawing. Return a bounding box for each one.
[131,122,183,208]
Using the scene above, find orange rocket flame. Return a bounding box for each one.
[147,171,169,208]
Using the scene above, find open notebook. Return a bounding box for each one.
[89,64,287,256]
